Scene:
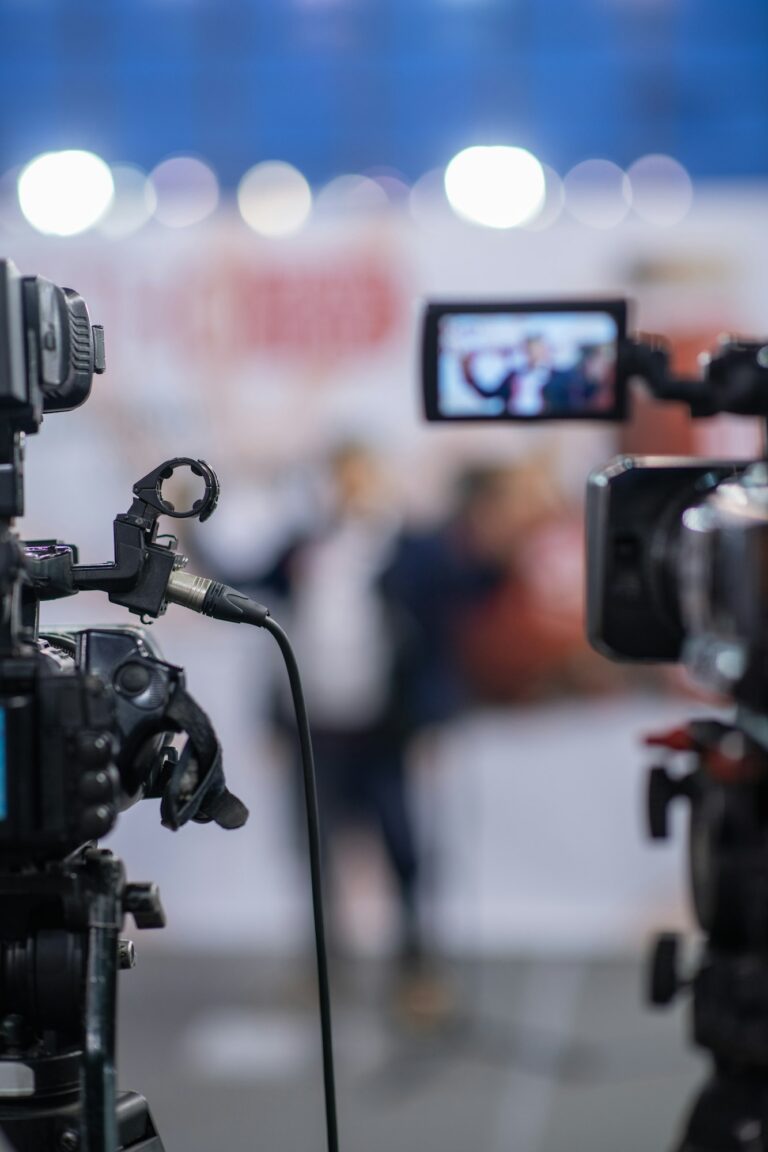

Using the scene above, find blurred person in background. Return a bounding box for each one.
[267,444,421,967]
[380,467,513,742]
[449,460,612,702]
[382,456,613,746]
[191,442,438,997]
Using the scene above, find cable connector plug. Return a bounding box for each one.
[166,570,270,626]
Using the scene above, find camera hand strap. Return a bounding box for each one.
[159,683,249,832]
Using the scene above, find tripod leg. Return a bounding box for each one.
[81,856,123,1152]
[117,1093,166,1151]
[672,1074,768,1151]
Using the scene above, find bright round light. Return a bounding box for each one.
[237,161,312,237]
[627,154,693,227]
[150,157,219,228]
[17,150,114,236]
[564,159,631,228]
[98,164,157,238]
[444,146,546,229]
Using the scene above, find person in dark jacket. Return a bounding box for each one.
[204,444,426,967]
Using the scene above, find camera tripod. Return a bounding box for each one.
[647,718,768,1151]
[0,847,165,1152]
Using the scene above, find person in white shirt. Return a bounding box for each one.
[508,334,553,416]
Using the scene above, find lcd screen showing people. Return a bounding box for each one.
[422,301,627,422]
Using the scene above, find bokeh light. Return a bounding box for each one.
[0,168,27,236]
[523,164,565,231]
[315,174,389,216]
[17,151,114,236]
[150,156,219,228]
[408,168,454,228]
[98,164,157,238]
[444,145,546,229]
[365,169,410,205]
[237,161,312,237]
[627,154,693,226]
[563,159,631,228]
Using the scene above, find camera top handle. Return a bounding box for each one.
[622,335,768,420]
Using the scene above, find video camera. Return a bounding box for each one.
[422,299,768,1151]
[422,299,768,703]
[0,260,248,861]
[0,259,256,1152]
[0,260,338,1152]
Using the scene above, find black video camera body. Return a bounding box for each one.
[1,623,225,863]
[0,261,243,865]
[587,455,768,713]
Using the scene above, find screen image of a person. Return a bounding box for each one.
[437,312,618,418]
[542,343,615,414]
[459,347,522,407]
[508,334,552,416]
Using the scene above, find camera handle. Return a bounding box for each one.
[622,336,768,430]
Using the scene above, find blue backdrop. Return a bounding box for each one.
[1,0,766,185]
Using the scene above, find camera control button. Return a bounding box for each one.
[79,768,117,803]
[76,731,112,767]
[79,804,115,840]
[116,662,152,696]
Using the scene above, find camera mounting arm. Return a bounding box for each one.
[49,458,220,618]
[622,335,768,418]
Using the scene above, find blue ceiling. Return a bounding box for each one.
[1,0,766,186]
